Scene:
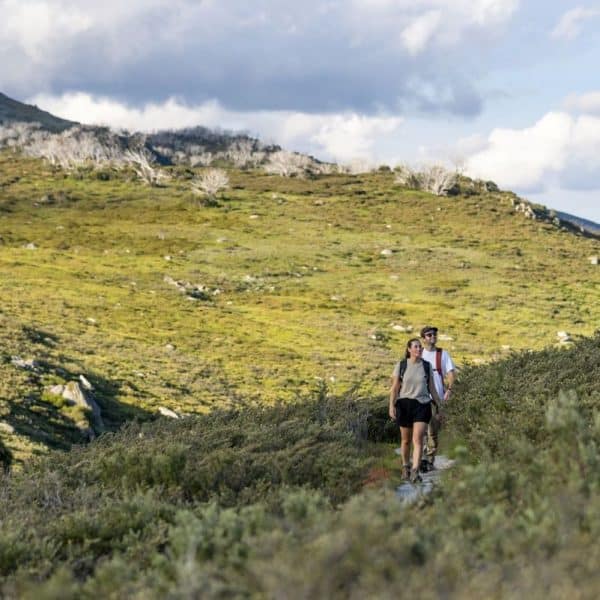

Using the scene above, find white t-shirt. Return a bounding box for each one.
[422,348,455,400]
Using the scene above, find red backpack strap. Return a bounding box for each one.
[435,348,443,374]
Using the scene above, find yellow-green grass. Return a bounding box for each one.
[0,154,598,461]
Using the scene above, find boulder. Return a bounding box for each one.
[158,406,180,419]
[0,421,15,434]
[62,381,104,438]
[79,375,93,390]
[11,356,37,370]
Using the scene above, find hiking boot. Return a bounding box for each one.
[401,464,411,480]
[420,459,435,472]
[410,468,422,484]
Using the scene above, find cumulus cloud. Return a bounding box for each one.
[550,6,600,40]
[465,111,600,194]
[27,92,404,163]
[2,0,519,116]
[564,91,600,115]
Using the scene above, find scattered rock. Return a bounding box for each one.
[557,331,572,343]
[380,249,393,256]
[165,343,176,352]
[392,324,412,332]
[0,421,15,434]
[438,334,454,341]
[589,255,598,265]
[164,255,172,261]
[62,381,104,439]
[249,214,259,219]
[79,375,93,390]
[48,384,65,396]
[158,406,180,419]
[11,356,37,370]
[24,242,37,250]
[86,317,97,325]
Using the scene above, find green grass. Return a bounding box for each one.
[0,154,598,460]
[0,153,599,595]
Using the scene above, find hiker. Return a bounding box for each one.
[420,325,456,471]
[389,338,442,483]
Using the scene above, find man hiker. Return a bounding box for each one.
[420,325,456,471]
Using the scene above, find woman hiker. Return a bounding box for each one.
[389,337,442,483]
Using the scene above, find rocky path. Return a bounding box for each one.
[394,451,455,504]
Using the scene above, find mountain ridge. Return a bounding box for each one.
[1,91,598,232]
[0,91,77,132]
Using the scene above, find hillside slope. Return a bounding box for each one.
[0,335,598,597]
[0,92,76,132]
[0,153,598,462]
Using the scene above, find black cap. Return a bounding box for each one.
[420,325,438,338]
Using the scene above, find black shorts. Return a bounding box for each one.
[395,398,432,427]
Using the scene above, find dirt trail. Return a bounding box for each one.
[395,452,455,504]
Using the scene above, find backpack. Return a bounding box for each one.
[397,357,431,382]
[396,354,439,404]
[398,349,443,381]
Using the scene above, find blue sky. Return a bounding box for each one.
[1,0,599,222]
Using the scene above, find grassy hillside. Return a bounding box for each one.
[0,335,598,597]
[0,153,598,462]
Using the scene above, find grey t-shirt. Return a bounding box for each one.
[392,360,431,404]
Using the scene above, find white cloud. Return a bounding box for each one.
[351,0,519,54]
[310,114,403,160]
[564,91,600,115]
[27,92,404,163]
[465,110,600,194]
[1,0,520,115]
[550,6,600,40]
[466,112,572,190]
[2,1,91,61]
[401,10,443,55]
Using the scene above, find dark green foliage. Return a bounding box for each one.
[447,333,600,462]
[0,337,599,597]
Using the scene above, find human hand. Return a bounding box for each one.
[389,405,396,421]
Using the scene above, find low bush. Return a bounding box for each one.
[1,337,599,597]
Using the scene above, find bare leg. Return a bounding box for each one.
[411,422,428,472]
[400,426,412,467]
[425,413,440,464]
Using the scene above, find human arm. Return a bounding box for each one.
[389,377,401,420]
[428,371,442,406]
[443,369,456,402]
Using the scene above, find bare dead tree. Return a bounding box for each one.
[264,150,311,177]
[123,149,169,186]
[339,158,374,175]
[394,164,456,196]
[190,152,214,167]
[419,164,457,196]
[394,164,422,188]
[191,168,229,204]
